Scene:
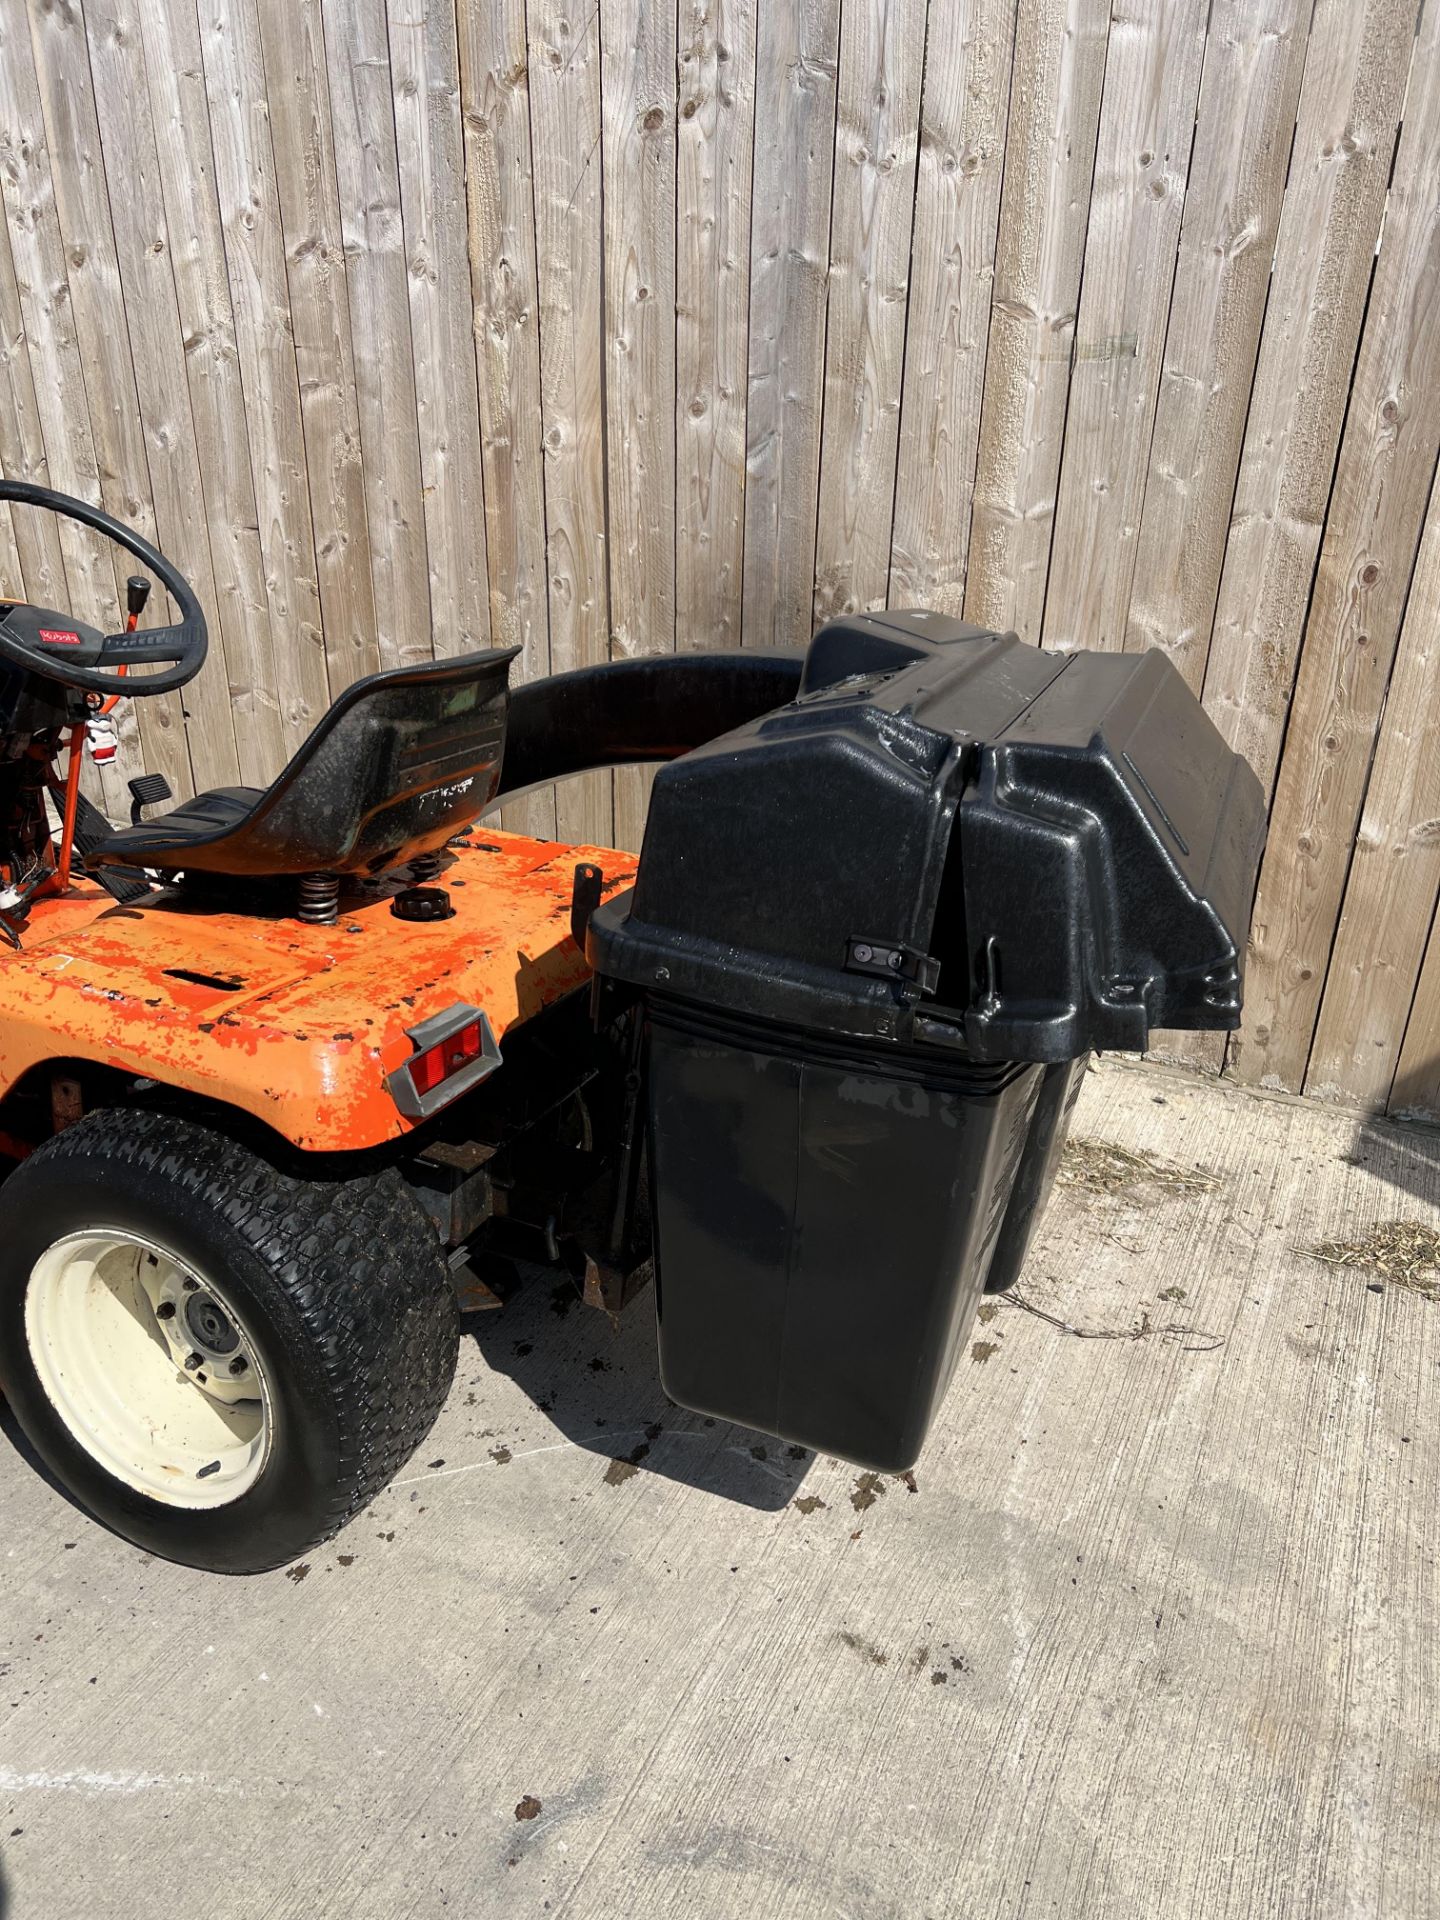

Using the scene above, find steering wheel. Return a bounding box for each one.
[0,479,207,698]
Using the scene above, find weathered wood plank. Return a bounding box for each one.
[1200,0,1414,796]
[255,0,380,695]
[602,0,677,850]
[387,0,492,661]
[1186,0,1413,1083]
[675,0,757,651]
[965,0,1109,643]
[0,15,124,817]
[0,495,21,598]
[197,0,331,752]
[1127,0,1310,1079]
[889,0,1017,615]
[455,0,551,678]
[528,0,613,846]
[812,0,927,623]
[456,0,554,841]
[1307,473,1440,1109]
[1391,900,1440,1122]
[135,0,286,788]
[1040,0,1209,654]
[1232,5,1440,1095]
[0,204,69,611]
[739,0,838,652]
[86,0,251,795]
[22,0,194,801]
[1123,0,1310,694]
[322,0,432,670]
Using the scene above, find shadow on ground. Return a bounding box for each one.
[0,1396,93,1526]
[1349,1112,1440,1216]
[462,1268,811,1513]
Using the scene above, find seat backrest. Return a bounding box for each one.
[146,648,518,878]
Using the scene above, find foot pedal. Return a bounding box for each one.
[72,792,152,904]
[128,773,172,824]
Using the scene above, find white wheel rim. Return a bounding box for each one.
[24,1228,273,1509]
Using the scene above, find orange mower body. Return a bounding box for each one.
[0,832,634,1154]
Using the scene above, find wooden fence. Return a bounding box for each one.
[0,0,1438,1119]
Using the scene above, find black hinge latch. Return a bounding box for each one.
[844,936,941,995]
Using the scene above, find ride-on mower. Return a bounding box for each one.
[0,481,1265,1573]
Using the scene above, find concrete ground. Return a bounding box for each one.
[2,1056,1438,1919]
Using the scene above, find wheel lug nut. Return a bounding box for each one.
[155,1301,176,1321]
[182,1278,199,1293]
[184,1352,203,1372]
[228,1356,247,1377]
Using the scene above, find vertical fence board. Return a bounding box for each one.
[1040,0,1209,653]
[1200,0,1414,797]
[812,0,927,622]
[0,208,70,611]
[965,0,1109,642]
[1234,8,1440,1093]
[676,0,757,652]
[23,0,189,800]
[889,0,1016,615]
[86,0,248,795]
[457,0,550,677]
[323,0,433,670]
[0,12,125,816]
[739,0,839,651]
[136,0,286,788]
[1392,909,1440,1121]
[387,0,493,658]
[601,0,677,850]
[256,0,380,694]
[528,0,614,846]
[198,0,331,751]
[1307,472,1440,1108]
[457,0,555,839]
[1125,0,1310,1076]
[1124,0,1310,694]
[0,503,20,598]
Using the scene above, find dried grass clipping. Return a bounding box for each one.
[1308,1221,1440,1299]
[1059,1137,1219,1199]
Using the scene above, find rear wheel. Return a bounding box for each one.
[0,1107,457,1573]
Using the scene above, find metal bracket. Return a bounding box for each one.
[570,861,605,953]
[844,936,940,995]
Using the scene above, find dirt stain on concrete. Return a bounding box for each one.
[603,1442,651,1486]
[838,1629,888,1667]
[851,1472,886,1512]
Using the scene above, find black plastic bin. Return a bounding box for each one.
[590,611,1265,1470]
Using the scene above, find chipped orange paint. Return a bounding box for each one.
[0,832,636,1151]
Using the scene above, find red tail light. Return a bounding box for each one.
[409,1018,486,1097]
[386,1003,501,1119]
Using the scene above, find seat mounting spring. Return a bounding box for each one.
[297,871,341,925]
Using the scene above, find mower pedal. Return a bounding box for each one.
[70,791,153,904]
[128,772,172,823]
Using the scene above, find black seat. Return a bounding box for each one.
[91,648,518,879]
